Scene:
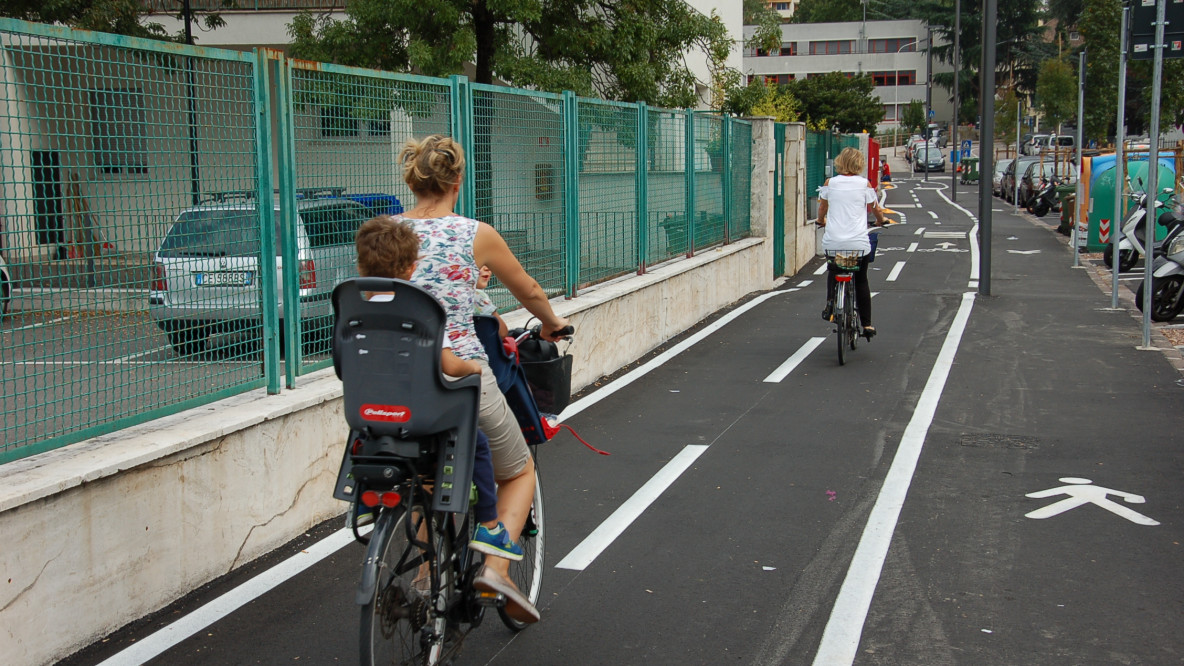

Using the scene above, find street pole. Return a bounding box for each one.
[951,0,960,200]
[1014,99,1021,213]
[1112,5,1130,310]
[1142,0,1166,348]
[1073,50,1086,268]
[925,26,933,182]
[979,0,997,296]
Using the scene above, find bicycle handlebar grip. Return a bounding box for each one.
[554,325,575,337]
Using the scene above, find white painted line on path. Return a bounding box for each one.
[96,526,364,666]
[814,263,829,275]
[5,316,72,332]
[555,445,709,570]
[928,211,939,219]
[907,242,919,253]
[914,227,925,236]
[557,290,787,421]
[812,291,977,666]
[798,280,814,287]
[886,262,906,282]
[763,337,826,383]
[110,346,171,363]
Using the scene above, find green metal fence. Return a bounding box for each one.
[0,17,755,462]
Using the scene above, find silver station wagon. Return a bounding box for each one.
[149,191,377,356]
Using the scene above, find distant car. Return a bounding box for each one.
[149,192,375,355]
[0,252,11,315]
[905,135,926,163]
[1018,160,1060,208]
[1023,134,1050,156]
[913,141,945,172]
[1000,156,1044,202]
[992,158,1014,196]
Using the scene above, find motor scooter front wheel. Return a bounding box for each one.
[1134,276,1184,322]
[1105,246,1139,272]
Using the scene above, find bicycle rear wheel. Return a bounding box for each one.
[499,464,545,631]
[835,288,848,365]
[360,502,444,666]
[846,286,859,351]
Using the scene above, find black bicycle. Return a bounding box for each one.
[331,278,554,665]
[827,250,864,365]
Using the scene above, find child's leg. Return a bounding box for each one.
[472,430,499,525]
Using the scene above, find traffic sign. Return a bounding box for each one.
[961,148,971,158]
[961,140,972,150]
[928,109,935,118]
[1130,0,1184,61]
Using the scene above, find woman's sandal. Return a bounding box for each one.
[862,326,877,340]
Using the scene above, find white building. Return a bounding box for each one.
[741,19,953,131]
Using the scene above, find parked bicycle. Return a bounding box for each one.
[329,277,565,665]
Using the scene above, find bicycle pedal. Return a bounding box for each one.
[475,590,504,607]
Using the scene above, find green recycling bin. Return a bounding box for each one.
[960,156,979,184]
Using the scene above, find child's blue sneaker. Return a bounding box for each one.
[470,522,524,561]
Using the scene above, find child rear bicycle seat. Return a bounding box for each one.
[331,277,480,513]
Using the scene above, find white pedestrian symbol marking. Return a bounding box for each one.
[1025,477,1160,525]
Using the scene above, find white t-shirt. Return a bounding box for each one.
[819,174,876,253]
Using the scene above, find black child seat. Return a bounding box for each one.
[330,277,480,514]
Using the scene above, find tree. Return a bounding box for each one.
[744,0,783,55]
[1078,0,1119,141]
[901,99,927,134]
[995,86,1019,145]
[1036,58,1077,132]
[791,0,863,24]
[288,0,730,109]
[789,72,883,134]
[0,0,227,43]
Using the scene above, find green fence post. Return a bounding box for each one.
[773,123,786,276]
[636,102,649,273]
[562,91,581,296]
[274,54,300,389]
[256,50,282,393]
[722,114,732,244]
[450,75,475,219]
[685,109,696,257]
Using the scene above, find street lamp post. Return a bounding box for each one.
[893,38,920,156]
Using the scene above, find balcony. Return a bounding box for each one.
[138,0,344,11]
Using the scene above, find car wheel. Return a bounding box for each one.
[164,322,209,355]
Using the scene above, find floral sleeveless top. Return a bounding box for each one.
[401,214,486,361]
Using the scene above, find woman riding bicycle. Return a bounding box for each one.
[394,134,571,624]
[817,147,888,339]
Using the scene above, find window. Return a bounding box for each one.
[869,70,916,86]
[884,104,897,121]
[868,38,917,54]
[809,40,854,55]
[898,70,916,85]
[320,106,359,137]
[90,89,148,174]
[780,43,797,56]
[774,2,790,10]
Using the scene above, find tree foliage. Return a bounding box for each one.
[901,99,926,134]
[743,0,783,55]
[995,86,1019,145]
[1036,58,1076,132]
[0,0,227,43]
[790,72,884,134]
[791,0,863,24]
[288,0,731,109]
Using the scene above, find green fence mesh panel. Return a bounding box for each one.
[805,130,826,201]
[646,108,687,264]
[286,62,451,373]
[576,98,639,286]
[730,120,753,240]
[471,84,566,311]
[693,114,725,250]
[0,19,264,461]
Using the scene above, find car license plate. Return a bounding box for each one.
[194,271,252,286]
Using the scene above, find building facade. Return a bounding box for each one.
[742,19,953,131]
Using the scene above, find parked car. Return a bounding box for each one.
[913,141,946,172]
[0,253,11,315]
[992,158,1014,197]
[1018,160,1059,208]
[1000,155,1044,202]
[1028,134,1075,156]
[905,135,926,163]
[149,192,375,355]
[1022,134,1049,156]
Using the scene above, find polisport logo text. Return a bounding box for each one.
[360,404,411,422]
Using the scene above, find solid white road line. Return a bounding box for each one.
[812,291,977,666]
[886,262,906,282]
[555,445,710,570]
[814,263,829,275]
[907,242,919,253]
[96,527,364,666]
[798,280,813,287]
[5,316,71,332]
[763,337,826,383]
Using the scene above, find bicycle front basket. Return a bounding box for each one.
[830,250,862,269]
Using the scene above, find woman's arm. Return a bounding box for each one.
[816,178,830,226]
[867,184,887,226]
[474,222,571,340]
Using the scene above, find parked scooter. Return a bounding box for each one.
[1104,180,1176,272]
[1031,175,1061,218]
[1135,193,1184,321]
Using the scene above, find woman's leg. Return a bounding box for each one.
[474,360,534,575]
[856,256,873,328]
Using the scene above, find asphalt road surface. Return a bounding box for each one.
[62,175,1184,666]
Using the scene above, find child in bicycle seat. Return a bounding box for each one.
[353,216,525,563]
[474,265,509,338]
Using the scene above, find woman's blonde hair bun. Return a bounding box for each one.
[399,135,465,196]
